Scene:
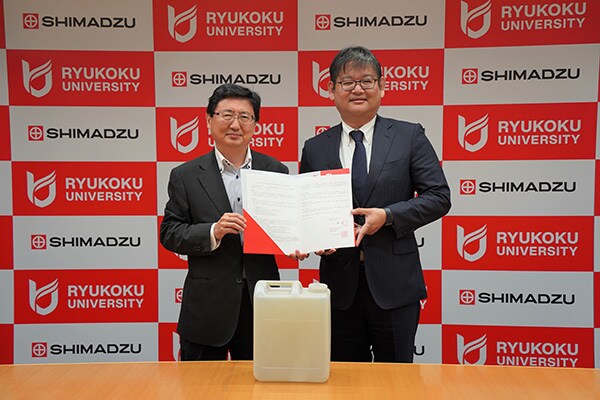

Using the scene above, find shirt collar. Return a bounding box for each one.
[341,115,377,145]
[214,147,252,173]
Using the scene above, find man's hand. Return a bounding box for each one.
[315,249,336,256]
[287,250,310,261]
[214,212,246,241]
[352,208,387,246]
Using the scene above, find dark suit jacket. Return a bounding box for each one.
[300,115,451,310]
[160,149,288,346]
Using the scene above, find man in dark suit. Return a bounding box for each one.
[300,46,451,363]
[160,84,288,361]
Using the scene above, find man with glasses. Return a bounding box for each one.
[300,46,451,363]
[161,83,288,361]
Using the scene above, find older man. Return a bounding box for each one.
[160,84,288,361]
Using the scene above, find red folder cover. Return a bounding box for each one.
[243,211,285,255]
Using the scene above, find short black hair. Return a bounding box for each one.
[206,83,261,122]
[329,46,382,84]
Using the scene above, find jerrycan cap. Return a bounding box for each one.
[307,282,328,293]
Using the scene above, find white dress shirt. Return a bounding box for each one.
[210,147,252,251]
[339,115,376,173]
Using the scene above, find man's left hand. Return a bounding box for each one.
[352,208,387,246]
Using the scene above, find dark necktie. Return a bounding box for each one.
[350,130,368,207]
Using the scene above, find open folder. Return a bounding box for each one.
[241,168,355,255]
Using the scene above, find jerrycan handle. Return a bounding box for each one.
[256,280,302,297]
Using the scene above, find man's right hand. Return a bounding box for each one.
[214,212,246,241]
[315,249,336,256]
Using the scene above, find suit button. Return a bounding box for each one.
[236,278,242,284]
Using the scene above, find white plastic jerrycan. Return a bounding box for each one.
[253,280,330,383]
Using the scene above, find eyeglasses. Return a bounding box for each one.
[213,111,255,125]
[337,77,379,91]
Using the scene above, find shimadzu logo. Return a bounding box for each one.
[461,67,581,85]
[481,67,581,81]
[478,180,576,193]
[478,291,575,305]
[48,342,142,355]
[47,235,142,248]
[168,5,197,43]
[36,125,140,141]
[29,279,59,316]
[325,13,427,28]
[189,73,281,85]
[22,60,53,98]
[24,13,136,29]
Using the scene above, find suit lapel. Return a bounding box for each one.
[365,116,393,203]
[250,150,269,171]
[196,150,231,215]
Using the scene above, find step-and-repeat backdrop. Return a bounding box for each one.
[0,0,599,367]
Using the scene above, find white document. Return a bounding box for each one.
[241,168,355,255]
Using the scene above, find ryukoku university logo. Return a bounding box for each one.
[27,171,57,208]
[458,114,488,152]
[312,61,330,98]
[168,5,197,43]
[460,0,492,39]
[457,224,487,262]
[457,334,487,365]
[170,117,199,154]
[22,60,53,98]
[29,279,59,316]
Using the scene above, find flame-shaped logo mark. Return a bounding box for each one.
[457,334,487,365]
[29,279,59,316]
[312,61,330,98]
[172,331,181,361]
[458,114,488,153]
[457,224,487,262]
[22,60,53,98]
[168,5,197,43]
[27,171,57,208]
[460,0,492,39]
[170,117,199,154]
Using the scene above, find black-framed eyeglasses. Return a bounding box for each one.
[213,111,255,125]
[337,77,379,91]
